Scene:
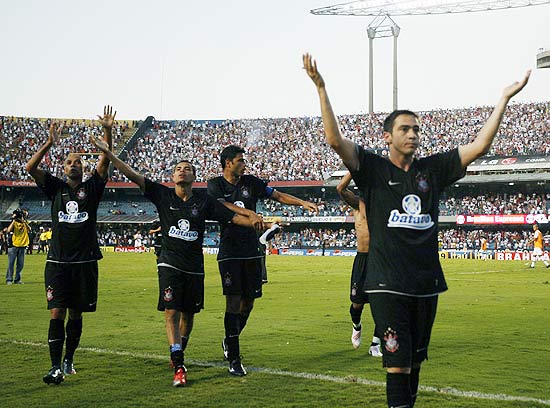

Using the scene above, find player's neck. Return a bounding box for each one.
[66,177,82,189]
[174,183,193,201]
[388,150,414,172]
[223,170,240,185]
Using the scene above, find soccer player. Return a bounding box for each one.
[528,224,549,268]
[479,235,489,261]
[304,53,530,407]
[336,172,381,357]
[207,145,318,376]
[26,106,115,385]
[90,136,264,387]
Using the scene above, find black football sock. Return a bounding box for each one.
[224,312,240,361]
[64,318,82,361]
[386,372,412,408]
[239,311,250,334]
[410,368,420,406]
[349,304,363,328]
[48,319,65,368]
[181,336,189,352]
[170,344,184,370]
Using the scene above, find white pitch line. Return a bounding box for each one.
[2,338,550,406]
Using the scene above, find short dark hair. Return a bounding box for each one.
[220,145,245,169]
[172,159,196,176]
[383,110,419,133]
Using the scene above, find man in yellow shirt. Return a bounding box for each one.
[5,209,30,284]
[528,224,549,269]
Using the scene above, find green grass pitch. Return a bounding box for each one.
[1,253,549,407]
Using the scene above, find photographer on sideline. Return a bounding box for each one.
[5,208,31,284]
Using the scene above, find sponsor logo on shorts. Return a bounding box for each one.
[387,194,433,230]
[58,201,89,224]
[223,273,232,287]
[46,286,54,301]
[384,328,399,353]
[351,283,357,297]
[163,287,174,302]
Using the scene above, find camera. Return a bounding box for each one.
[12,208,24,220]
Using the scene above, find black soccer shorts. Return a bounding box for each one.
[157,266,204,313]
[44,261,99,312]
[368,293,438,368]
[218,258,263,298]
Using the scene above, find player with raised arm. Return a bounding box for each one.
[304,53,530,407]
[337,172,381,356]
[207,145,318,376]
[26,106,115,385]
[90,136,264,387]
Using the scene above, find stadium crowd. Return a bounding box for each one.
[440,192,550,216]
[0,116,129,181]
[2,101,548,183]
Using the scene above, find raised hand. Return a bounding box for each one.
[303,201,319,214]
[303,53,325,89]
[97,105,117,129]
[48,122,63,146]
[502,70,531,100]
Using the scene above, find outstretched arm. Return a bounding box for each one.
[96,105,116,179]
[90,133,145,190]
[218,202,265,232]
[25,122,62,185]
[303,53,359,171]
[458,71,531,168]
[270,190,319,213]
[336,172,360,210]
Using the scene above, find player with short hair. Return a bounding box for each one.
[337,172,381,356]
[26,106,115,385]
[207,144,318,376]
[90,136,264,386]
[528,224,549,268]
[304,53,530,408]
[479,235,489,261]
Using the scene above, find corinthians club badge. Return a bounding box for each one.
[416,174,430,193]
[163,287,174,302]
[384,328,399,353]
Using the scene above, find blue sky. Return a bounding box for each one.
[1,0,549,120]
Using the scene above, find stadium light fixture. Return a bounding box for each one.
[311,0,550,112]
[311,0,550,16]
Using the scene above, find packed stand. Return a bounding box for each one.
[107,102,550,183]
[0,116,129,181]
[440,193,550,216]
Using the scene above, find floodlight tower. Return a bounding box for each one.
[366,13,400,113]
[311,0,550,113]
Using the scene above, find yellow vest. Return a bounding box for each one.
[12,221,30,247]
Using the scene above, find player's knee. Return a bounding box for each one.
[240,297,254,314]
[226,295,241,314]
[50,308,66,320]
[387,367,411,374]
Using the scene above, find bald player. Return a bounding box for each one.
[26,106,115,385]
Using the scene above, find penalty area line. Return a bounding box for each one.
[2,338,549,406]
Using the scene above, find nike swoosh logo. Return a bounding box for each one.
[224,194,232,197]
[388,181,401,186]
[48,339,62,343]
[169,206,179,210]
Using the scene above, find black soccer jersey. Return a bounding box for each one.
[144,178,235,274]
[38,171,106,263]
[351,146,465,297]
[207,175,272,260]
